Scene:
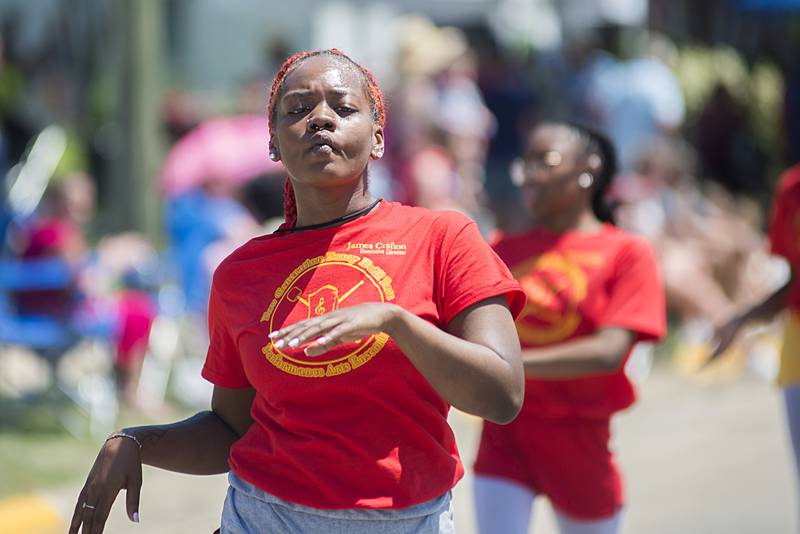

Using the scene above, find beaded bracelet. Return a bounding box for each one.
[106,432,143,450]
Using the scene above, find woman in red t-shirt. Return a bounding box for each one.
[473,121,666,534]
[70,49,525,534]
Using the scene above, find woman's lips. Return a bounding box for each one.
[310,143,334,155]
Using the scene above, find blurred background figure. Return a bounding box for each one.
[9,172,94,319]
[474,121,665,534]
[390,15,495,226]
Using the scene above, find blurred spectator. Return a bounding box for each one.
[95,232,159,410]
[695,83,768,196]
[11,171,94,318]
[586,33,686,173]
[477,36,537,231]
[783,53,800,165]
[165,179,262,314]
[390,16,493,221]
[613,139,779,375]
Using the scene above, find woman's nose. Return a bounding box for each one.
[307,103,336,132]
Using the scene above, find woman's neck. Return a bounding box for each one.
[292,179,375,228]
[533,207,602,235]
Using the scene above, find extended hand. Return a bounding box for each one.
[269,302,401,357]
[69,436,142,534]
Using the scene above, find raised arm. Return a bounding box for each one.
[69,386,254,534]
[269,296,524,424]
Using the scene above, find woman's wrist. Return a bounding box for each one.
[382,303,407,337]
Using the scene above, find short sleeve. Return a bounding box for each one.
[436,219,525,325]
[201,276,251,388]
[599,240,666,342]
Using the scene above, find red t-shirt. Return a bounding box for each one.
[202,200,524,509]
[769,164,800,312]
[491,224,665,419]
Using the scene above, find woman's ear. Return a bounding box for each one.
[370,126,385,160]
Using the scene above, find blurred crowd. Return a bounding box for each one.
[0,12,796,419]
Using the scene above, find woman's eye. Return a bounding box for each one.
[288,106,309,115]
[336,106,355,114]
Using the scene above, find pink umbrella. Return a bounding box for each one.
[160,114,285,196]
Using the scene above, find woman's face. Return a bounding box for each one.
[271,56,383,189]
[512,124,590,220]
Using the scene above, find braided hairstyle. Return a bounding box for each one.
[562,121,618,224]
[267,49,386,229]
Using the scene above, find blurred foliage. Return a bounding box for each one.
[52,129,89,179]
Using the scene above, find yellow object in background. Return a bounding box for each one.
[778,311,800,387]
[0,494,62,534]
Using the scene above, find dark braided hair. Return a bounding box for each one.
[267,49,386,229]
[562,121,618,224]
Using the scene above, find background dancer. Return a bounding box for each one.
[473,121,666,534]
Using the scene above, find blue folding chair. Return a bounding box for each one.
[0,257,117,437]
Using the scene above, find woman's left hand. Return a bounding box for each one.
[269,303,401,357]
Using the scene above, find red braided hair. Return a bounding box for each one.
[267,49,386,229]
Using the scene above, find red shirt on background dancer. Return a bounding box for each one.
[770,164,800,311]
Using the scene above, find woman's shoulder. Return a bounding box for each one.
[602,226,658,263]
[385,202,474,232]
[212,233,282,281]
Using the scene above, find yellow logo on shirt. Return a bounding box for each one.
[513,251,603,345]
[260,252,395,378]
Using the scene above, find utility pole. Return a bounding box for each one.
[114,0,164,241]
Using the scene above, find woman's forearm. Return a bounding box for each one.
[124,410,240,475]
[740,275,793,324]
[522,328,633,379]
[386,304,523,424]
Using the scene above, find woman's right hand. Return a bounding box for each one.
[69,435,142,534]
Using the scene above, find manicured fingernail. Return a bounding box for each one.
[304,346,315,356]
[288,338,300,348]
[133,512,140,523]
[316,336,328,345]
[273,339,285,349]
[268,331,278,339]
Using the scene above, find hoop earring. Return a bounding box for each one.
[578,173,594,189]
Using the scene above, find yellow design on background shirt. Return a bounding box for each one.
[512,251,603,345]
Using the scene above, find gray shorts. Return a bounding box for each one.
[221,471,456,534]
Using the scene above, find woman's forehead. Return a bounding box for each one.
[281,55,365,95]
[527,124,580,153]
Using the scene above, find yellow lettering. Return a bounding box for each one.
[325,362,352,376]
[379,277,395,300]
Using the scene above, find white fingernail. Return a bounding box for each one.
[288,338,300,348]
[133,512,140,523]
[273,339,285,349]
[268,331,278,339]
[316,336,327,345]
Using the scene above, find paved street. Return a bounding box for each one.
[30,366,797,533]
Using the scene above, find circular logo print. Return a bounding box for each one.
[513,252,589,345]
[261,252,395,378]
